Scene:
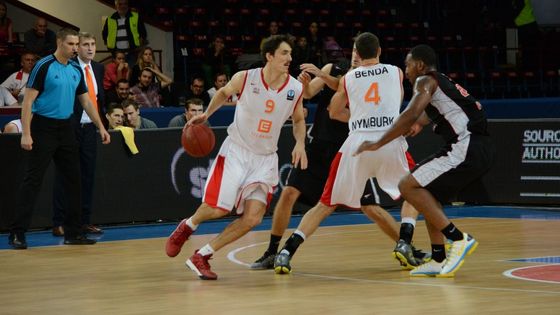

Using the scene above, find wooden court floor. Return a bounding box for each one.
[1,217,559,315]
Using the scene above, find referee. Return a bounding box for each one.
[8,28,110,249]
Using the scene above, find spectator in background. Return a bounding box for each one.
[306,22,324,66]
[129,67,172,108]
[291,36,312,76]
[103,50,129,91]
[180,77,210,106]
[260,21,280,50]
[102,0,147,65]
[129,46,157,87]
[105,78,132,105]
[0,85,17,106]
[0,1,13,44]
[202,36,233,86]
[24,18,57,56]
[207,73,237,105]
[168,98,204,128]
[1,52,36,103]
[105,102,124,129]
[122,99,157,129]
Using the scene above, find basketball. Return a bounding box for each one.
[181,124,216,157]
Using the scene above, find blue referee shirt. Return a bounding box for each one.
[27,54,88,119]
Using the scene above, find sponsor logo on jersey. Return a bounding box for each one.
[351,116,394,131]
[287,89,295,101]
[253,87,260,94]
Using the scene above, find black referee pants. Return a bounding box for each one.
[10,115,83,237]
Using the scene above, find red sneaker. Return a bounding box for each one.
[186,250,218,280]
[165,219,194,257]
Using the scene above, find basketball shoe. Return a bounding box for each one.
[165,219,194,257]
[410,260,445,277]
[186,250,218,280]
[441,233,478,276]
[250,252,276,270]
[393,240,420,270]
[274,251,292,274]
[412,245,431,263]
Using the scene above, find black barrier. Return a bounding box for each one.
[1,120,558,231]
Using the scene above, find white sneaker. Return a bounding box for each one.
[410,260,445,277]
[441,233,478,276]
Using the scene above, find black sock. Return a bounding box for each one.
[399,223,415,244]
[266,234,282,255]
[281,233,305,257]
[431,244,446,262]
[441,223,463,241]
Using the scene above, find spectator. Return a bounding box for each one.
[122,99,157,129]
[129,67,172,108]
[0,1,13,44]
[1,52,36,103]
[103,50,129,91]
[129,46,157,87]
[24,17,56,56]
[102,0,147,65]
[260,21,280,50]
[306,22,324,66]
[207,73,236,105]
[105,102,124,129]
[105,78,132,105]
[291,36,312,76]
[202,36,233,85]
[3,118,21,133]
[168,98,203,128]
[179,77,210,106]
[0,85,17,106]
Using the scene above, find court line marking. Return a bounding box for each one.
[503,265,560,285]
[227,222,560,296]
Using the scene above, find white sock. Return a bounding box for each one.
[198,244,215,256]
[186,217,198,230]
[294,229,307,240]
[402,217,416,227]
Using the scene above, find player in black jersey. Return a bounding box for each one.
[355,44,494,277]
[251,54,428,271]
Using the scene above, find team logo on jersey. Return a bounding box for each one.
[287,89,295,101]
[253,86,260,94]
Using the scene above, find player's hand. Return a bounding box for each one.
[21,134,33,151]
[405,122,423,137]
[185,113,208,130]
[292,141,308,170]
[300,63,323,78]
[297,71,312,85]
[99,128,111,144]
[353,141,381,156]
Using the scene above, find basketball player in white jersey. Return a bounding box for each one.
[165,35,308,280]
[274,32,412,274]
[354,44,493,277]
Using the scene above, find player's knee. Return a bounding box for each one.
[242,213,263,228]
[398,177,414,197]
[281,186,301,201]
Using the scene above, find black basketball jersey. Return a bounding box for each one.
[425,71,489,143]
[309,59,350,145]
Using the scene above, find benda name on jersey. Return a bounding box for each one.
[351,116,394,131]
[354,66,389,79]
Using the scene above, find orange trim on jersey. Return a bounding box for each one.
[204,155,226,208]
[320,152,343,206]
[238,70,249,99]
[405,151,416,170]
[259,68,290,93]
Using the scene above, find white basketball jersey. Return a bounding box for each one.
[344,63,402,134]
[227,68,303,155]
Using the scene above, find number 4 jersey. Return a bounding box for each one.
[344,63,403,135]
[227,68,303,155]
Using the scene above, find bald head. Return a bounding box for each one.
[34,18,48,37]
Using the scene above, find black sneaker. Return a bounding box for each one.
[392,240,420,270]
[274,252,292,274]
[250,252,276,270]
[8,232,27,250]
[64,235,97,245]
[411,245,431,263]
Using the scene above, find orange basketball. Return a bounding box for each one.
[181,124,216,157]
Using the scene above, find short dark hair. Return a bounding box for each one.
[56,28,79,40]
[116,78,129,86]
[122,99,139,110]
[106,102,123,114]
[354,32,380,59]
[111,50,126,59]
[185,98,203,110]
[261,34,293,62]
[410,45,437,68]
